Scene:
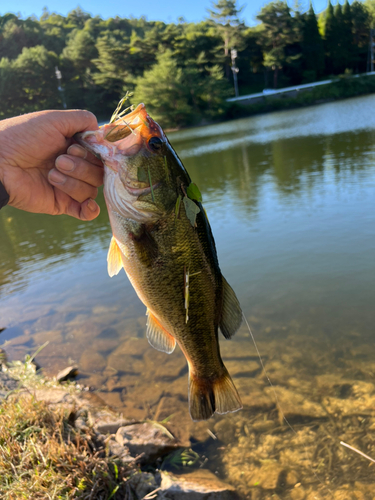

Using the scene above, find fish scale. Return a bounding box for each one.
[75,102,243,421]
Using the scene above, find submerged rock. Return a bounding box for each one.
[249,464,286,490]
[115,422,179,463]
[56,365,78,382]
[94,415,132,435]
[160,469,238,500]
[31,388,75,405]
[264,386,326,422]
[127,471,159,499]
[79,349,107,372]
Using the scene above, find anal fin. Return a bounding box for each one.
[146,310,176,354]
[219,276,243,339]
[107,236,124,277]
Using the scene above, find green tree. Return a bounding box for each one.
[62,29,98,107]
[0,57,19,118]
[256,1,295,88]
[301,3,325,81]
[92,30,134,116]
[0,45,60,118]
[321,0,336,74]
[333,2,347,73]
[341,0,354,71]
[208,0,245,78]
[39,11,71,55]
[351,0,371,72]
[0,16,42,60]
[133,50,230,128]
[66,7,91,29]
[14,45,60,111]
[365,0,375,27]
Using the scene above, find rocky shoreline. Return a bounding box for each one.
[0,353,238,499]
[3,318,375,499]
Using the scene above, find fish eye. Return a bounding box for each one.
[148,136,163,151]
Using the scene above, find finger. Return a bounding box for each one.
[55,154,103,187]
[56,110,99,137]
[80,198,101,221]
[63,198,100,221]
[48,169,98,203]
[67,143,103,167]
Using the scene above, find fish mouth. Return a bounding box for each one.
[125,181,161,197]
[74,103,166,168]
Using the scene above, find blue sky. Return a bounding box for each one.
[2,0,330,26]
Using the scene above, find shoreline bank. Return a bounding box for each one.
[225,74,375,122]
[0,352,238,500]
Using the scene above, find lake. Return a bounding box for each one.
[1,94,375,498]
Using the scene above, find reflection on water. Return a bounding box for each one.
[1,94,375,498]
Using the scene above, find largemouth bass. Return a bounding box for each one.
[76,103,243,421]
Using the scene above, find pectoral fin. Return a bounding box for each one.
[146,310,176,354]
[107,237,124,277]
[219,276,243,339]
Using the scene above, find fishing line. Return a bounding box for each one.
[242,313,334,499]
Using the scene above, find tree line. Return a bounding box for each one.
[0,0,374,128]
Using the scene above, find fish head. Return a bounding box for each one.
[75,103,184,223]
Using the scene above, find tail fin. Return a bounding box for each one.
[188,368,242,421]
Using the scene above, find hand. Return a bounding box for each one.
[0,110,104,220]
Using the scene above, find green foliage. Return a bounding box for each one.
[0,45,60,118]
[133,50,230,129]
[233,74,375,117]
[61,29,97,108]
[162,448,200,470]
[0,3,373,126]
[365,0,375,27]
[301,4,325,79]
[351,0,371,72]
[256,1,295,88]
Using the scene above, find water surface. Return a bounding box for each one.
[1,94,375,498]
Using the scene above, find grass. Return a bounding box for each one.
[0,353,136,499]
[0,396,133,499]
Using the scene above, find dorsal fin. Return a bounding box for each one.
[146,310,176,354]
[107,237,124,277]
[219,276,242,339]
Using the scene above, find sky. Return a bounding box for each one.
[1,0,330,26]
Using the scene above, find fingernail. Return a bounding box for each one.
[67,144,87,159]
[87,199,98,212]
[56,155,74,172]
[49,169,66,184]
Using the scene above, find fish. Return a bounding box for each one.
[75,103,243,421]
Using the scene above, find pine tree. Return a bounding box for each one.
[365,0,375,28]
[256,1,295,88]
[333,2,347,73]
[322,0,339,74]
[208,0,245,78]
[133,50,230,128]
[341,0,354,71]
[91,31,133,115]
[351,0,371,72]
[301,3,325,81]
[62,29,98,108]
